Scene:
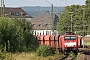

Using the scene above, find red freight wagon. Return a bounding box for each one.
[37,35,45,45]
[55,35,60,49]
[44,35,51,46]
[50,35,55,48]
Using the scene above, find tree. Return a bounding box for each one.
[84,0,90,35]
[57,2,90,35]
[0,17,39,52]
[57,5,86,35]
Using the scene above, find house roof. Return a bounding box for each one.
[31,13,59,30]
[0,7,32,18]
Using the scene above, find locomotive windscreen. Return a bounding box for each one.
[64,36,76,40]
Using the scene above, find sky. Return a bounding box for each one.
[2,0,86,7]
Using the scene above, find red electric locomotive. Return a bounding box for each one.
[59,32,78,54]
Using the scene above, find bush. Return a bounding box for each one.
[0,17,39,52]
[70,51,77,59]
[36,45,53,57]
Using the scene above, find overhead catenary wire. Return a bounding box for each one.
[22,0,63,13]
[45,0,52,5]
[21,0,63,12]
[44,0,63,34]
[45,0,62,12]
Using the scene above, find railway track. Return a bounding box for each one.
[56,48,90,60]
[59,53,74,60]
[79,48,90,52]
[76,52,90,60]
[76,48,90,60]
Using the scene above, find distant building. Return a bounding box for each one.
[31,13,59,35]
[0,7,32,21]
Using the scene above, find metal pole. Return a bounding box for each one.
[71,14,72,32]
[51,4,54,35]
[1,0,2,16]
[70,12,73,32]
[82,8,85,48]
[1,0,4,17]
[82,8,85,37]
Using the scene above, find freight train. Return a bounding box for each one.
[36,32,80,54]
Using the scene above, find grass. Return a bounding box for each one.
[11,52,63,60]
[86,42,90,45]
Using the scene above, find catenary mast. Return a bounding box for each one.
[1,0,5,17]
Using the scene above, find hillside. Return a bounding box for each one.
[21,6,64,17]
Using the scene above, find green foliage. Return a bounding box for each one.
[36,45,53,57]
[0,50,4,60]
[0,43,12,60]
[0,17,39,52]
[57,4,90,35]
[57,5,82,34]
[70,51,77,59]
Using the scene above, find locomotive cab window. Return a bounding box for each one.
[64,36,76,40]
[64,36,70,40]
[71,36,76,40]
